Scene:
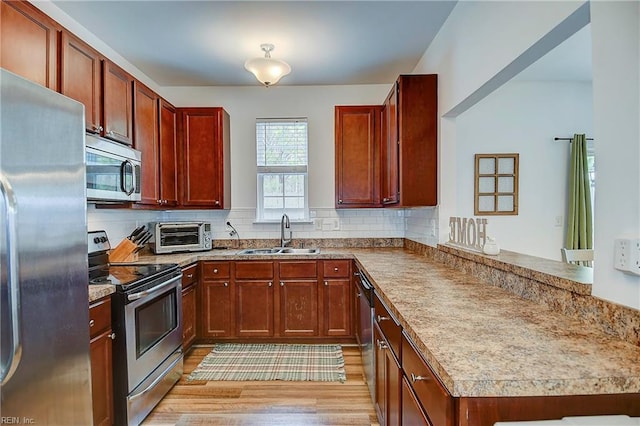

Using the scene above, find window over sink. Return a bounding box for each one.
[255,118,309,222]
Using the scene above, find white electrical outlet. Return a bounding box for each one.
[630,239,640,276]
[614,239,630,271]
[614,238,640,276]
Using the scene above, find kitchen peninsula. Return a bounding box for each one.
[89,242,640,425]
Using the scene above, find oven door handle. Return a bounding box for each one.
[129,349,183,401]
[127,275,181,302]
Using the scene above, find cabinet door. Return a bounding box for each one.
[90,329,114,426]
[134,82,160,205]
[382,82,399,205]
[201,280,235,338]
[60,31,102,133]
[178,108,229,208]
[159,99,178,206]
[335,105,382,208]
[1,0,59,90]
[236,280,274,337]
[279,280,319,337]
[322,279,352,336]
[103,60,133,145]
[375,323,401,426]
[182,283,198,349]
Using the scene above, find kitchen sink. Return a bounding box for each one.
[237,247,320,255]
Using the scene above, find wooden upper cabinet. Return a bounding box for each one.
[335,105,383,208]
[1,0,60,90]
[103,60,133,145]
[158,99,178,206]
[177,108,230,208]
[133,81,160,205]
[387,74,438,207]
[60,31,102,133]
[382,84,399,205]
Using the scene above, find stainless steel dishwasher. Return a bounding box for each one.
[354,265,375,402]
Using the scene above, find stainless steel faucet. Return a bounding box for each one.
[280,213,292,247]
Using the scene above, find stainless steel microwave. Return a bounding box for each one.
[150,222,212,254]
[86,134,141,202]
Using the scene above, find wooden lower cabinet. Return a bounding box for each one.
[402,377,431,426]
[89,296,114,426]
[375,322,402,426]
[197,260,354,342]
[181,264,199,351]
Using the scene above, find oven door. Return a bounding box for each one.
[124,274,182,392]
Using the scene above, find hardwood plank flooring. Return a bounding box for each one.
[142,345,379,426]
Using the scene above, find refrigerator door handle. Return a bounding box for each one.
[0,173,23,385]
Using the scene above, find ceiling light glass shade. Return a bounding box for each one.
[245,44,291,87]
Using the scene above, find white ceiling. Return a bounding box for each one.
[52,1,458,87]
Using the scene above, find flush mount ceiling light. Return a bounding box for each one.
[244,43,291,87]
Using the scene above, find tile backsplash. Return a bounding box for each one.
[88,206,437,245]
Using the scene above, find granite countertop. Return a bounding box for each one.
[90,247,640,399]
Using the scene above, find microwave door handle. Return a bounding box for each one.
[0,173,23,386]
[120,160,135,196]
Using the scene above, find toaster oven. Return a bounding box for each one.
[150,222,212,254]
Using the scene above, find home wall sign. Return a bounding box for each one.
[448,216,488,252]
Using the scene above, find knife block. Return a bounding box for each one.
[109,239,139,263]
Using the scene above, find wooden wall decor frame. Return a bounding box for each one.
[474,153,519,215]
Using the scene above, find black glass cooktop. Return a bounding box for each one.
[89,263,178,290]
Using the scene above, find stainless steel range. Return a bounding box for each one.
[89,231,183,426]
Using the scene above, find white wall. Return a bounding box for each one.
[590,1,640,309]
[413,0,640,310]
[455,80,593,261]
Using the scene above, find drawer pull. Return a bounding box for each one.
[224,282,229,287]
[280,282,285,287]
[109,333,116,340]
[213,268,218,274]
[324,281,328,286]
[187,273,194,279]
[268,282,273,287]
[376,339,388,350]
[377,315,389,322]
[334,267,339,272]
[356,292,361,298]
[411,373,429,383]
[89,319,95,327]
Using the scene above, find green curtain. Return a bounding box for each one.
[566,133,593,249]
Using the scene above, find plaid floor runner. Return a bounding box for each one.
[187,343,346,382]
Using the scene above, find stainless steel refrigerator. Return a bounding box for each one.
[1,69,93,424]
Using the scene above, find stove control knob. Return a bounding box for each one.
[100,237,107,243]
[93,237,100,244]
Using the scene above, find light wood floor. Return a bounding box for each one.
[142,345,379,426]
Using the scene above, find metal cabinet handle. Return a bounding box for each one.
[411,373,429,383]
[324,281,328,286]
[268,282,273,287]
[0,173,22,386]
[89,319,95,327]
[109,333,116,340]
[376,339,388,350]
[377,315,389,322]
[356,292,361,298]
[224,282,228,287]
[334,267,339,272]
[383,197,389,202]
[213,268,218,274]
[107,130,114,136]
[280,282,284,287]
[187,274,194,279]
[338,199,343,204]
[214,200,220,206]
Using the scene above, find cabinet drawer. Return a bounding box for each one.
[374,294,401,359]
[279,261,317,279]
[202,261,230,279]
[235,261,274,280]
[401,332,453,426]
[182,263,199,287]
[89,297,111,338]
[323,260,351,278]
